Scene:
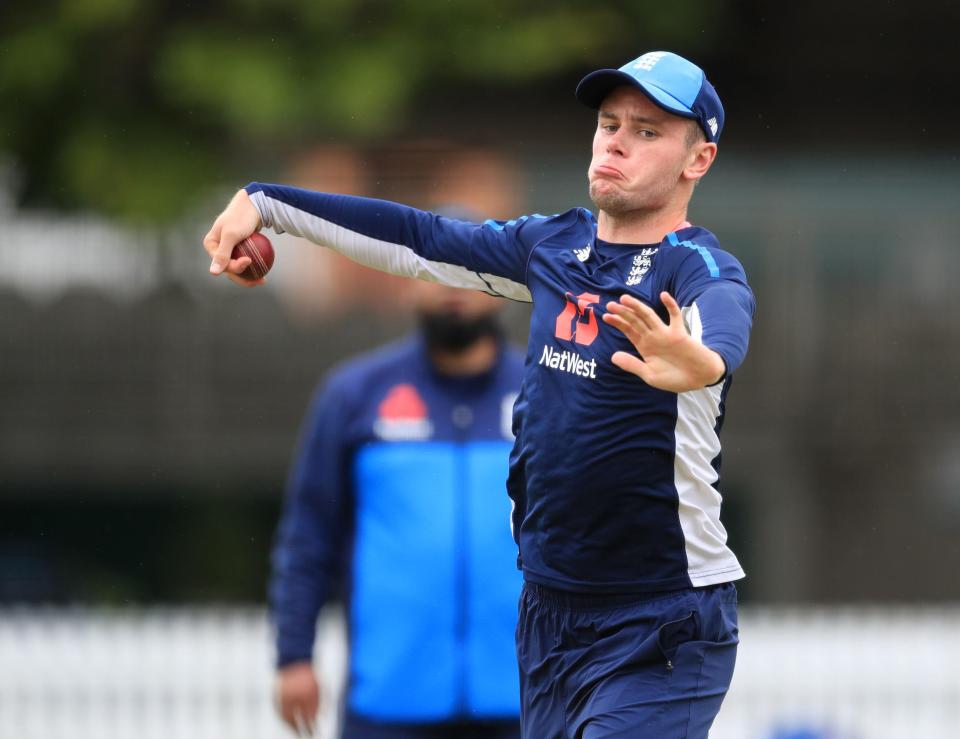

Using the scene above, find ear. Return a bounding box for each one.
[682,142,717,182]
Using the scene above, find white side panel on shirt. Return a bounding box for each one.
[251,192,532,302]
[675,302,745,586]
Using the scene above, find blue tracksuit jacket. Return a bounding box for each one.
[251,184,755,596]
[270,335,525,722]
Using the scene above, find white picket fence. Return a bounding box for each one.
[717,607,960,739]
[1,605,958,739]
[0,607,347,739]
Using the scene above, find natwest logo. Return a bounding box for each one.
[554,291,601,346]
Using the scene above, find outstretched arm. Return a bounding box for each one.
[602,291,726,393]
[202,184,538,300]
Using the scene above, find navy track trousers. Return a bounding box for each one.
[340,714,521,739]
[516,582,738,738]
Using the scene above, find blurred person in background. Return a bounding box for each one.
[269,265,524,739]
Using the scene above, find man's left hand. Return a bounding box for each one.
[602,291,725,392]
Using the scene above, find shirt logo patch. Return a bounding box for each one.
[574,244,591,262]
[554,291,601,346]
[373,384,433,441]
[626,247,657,286]
[538,345,597,379]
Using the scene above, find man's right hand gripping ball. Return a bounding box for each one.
[203,189,265,287]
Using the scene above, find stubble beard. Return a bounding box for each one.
[589,180,633,216]
[589,159,687,219]
[589,177,675,220]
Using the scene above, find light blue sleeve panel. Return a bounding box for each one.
[245,183,551,302]
[669,236,755,377]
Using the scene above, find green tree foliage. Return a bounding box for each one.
[0,0,720,223]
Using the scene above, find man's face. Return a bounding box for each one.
[588,86,701,217]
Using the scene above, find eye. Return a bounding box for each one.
[600,123,618,133]
[637,129,657,139]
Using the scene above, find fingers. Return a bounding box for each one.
[602,302,646,340]
[293,710,317,737]
[224,255,266,288]
[206,251,264,287]
[210,232,239,275]
[229,255,253,273]
[610,350,649,380]
[202,220,222,258]
[602,311,643,347]
[203,214,235,275]
[660,292,682,325]
[603,295,665,349]
[281,699,318,736]
[604,294,685,346]
[202,221,246,273]
[226,272,265,288]
[275,662,320,736]
[610,295,663,330]
[205,189,263,276]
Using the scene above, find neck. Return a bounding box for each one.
[597,204,690,244]
[597,178,692,244]
[429,335,499,376]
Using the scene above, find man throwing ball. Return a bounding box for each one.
[205,51,755,738]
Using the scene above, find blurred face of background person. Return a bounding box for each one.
[411,280,503,365]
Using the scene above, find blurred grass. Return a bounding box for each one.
[0,0,722,223]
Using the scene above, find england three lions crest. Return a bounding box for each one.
[626,248,658,286]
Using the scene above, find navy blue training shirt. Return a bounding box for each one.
[247,184,755,594]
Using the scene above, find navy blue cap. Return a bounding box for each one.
[576,51,724,143]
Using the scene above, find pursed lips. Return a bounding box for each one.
[593,164,624,180]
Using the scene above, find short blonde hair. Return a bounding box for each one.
[685,120,706,149]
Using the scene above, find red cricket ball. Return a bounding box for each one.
[231,232,275,280]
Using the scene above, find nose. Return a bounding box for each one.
[605,129,626,158]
